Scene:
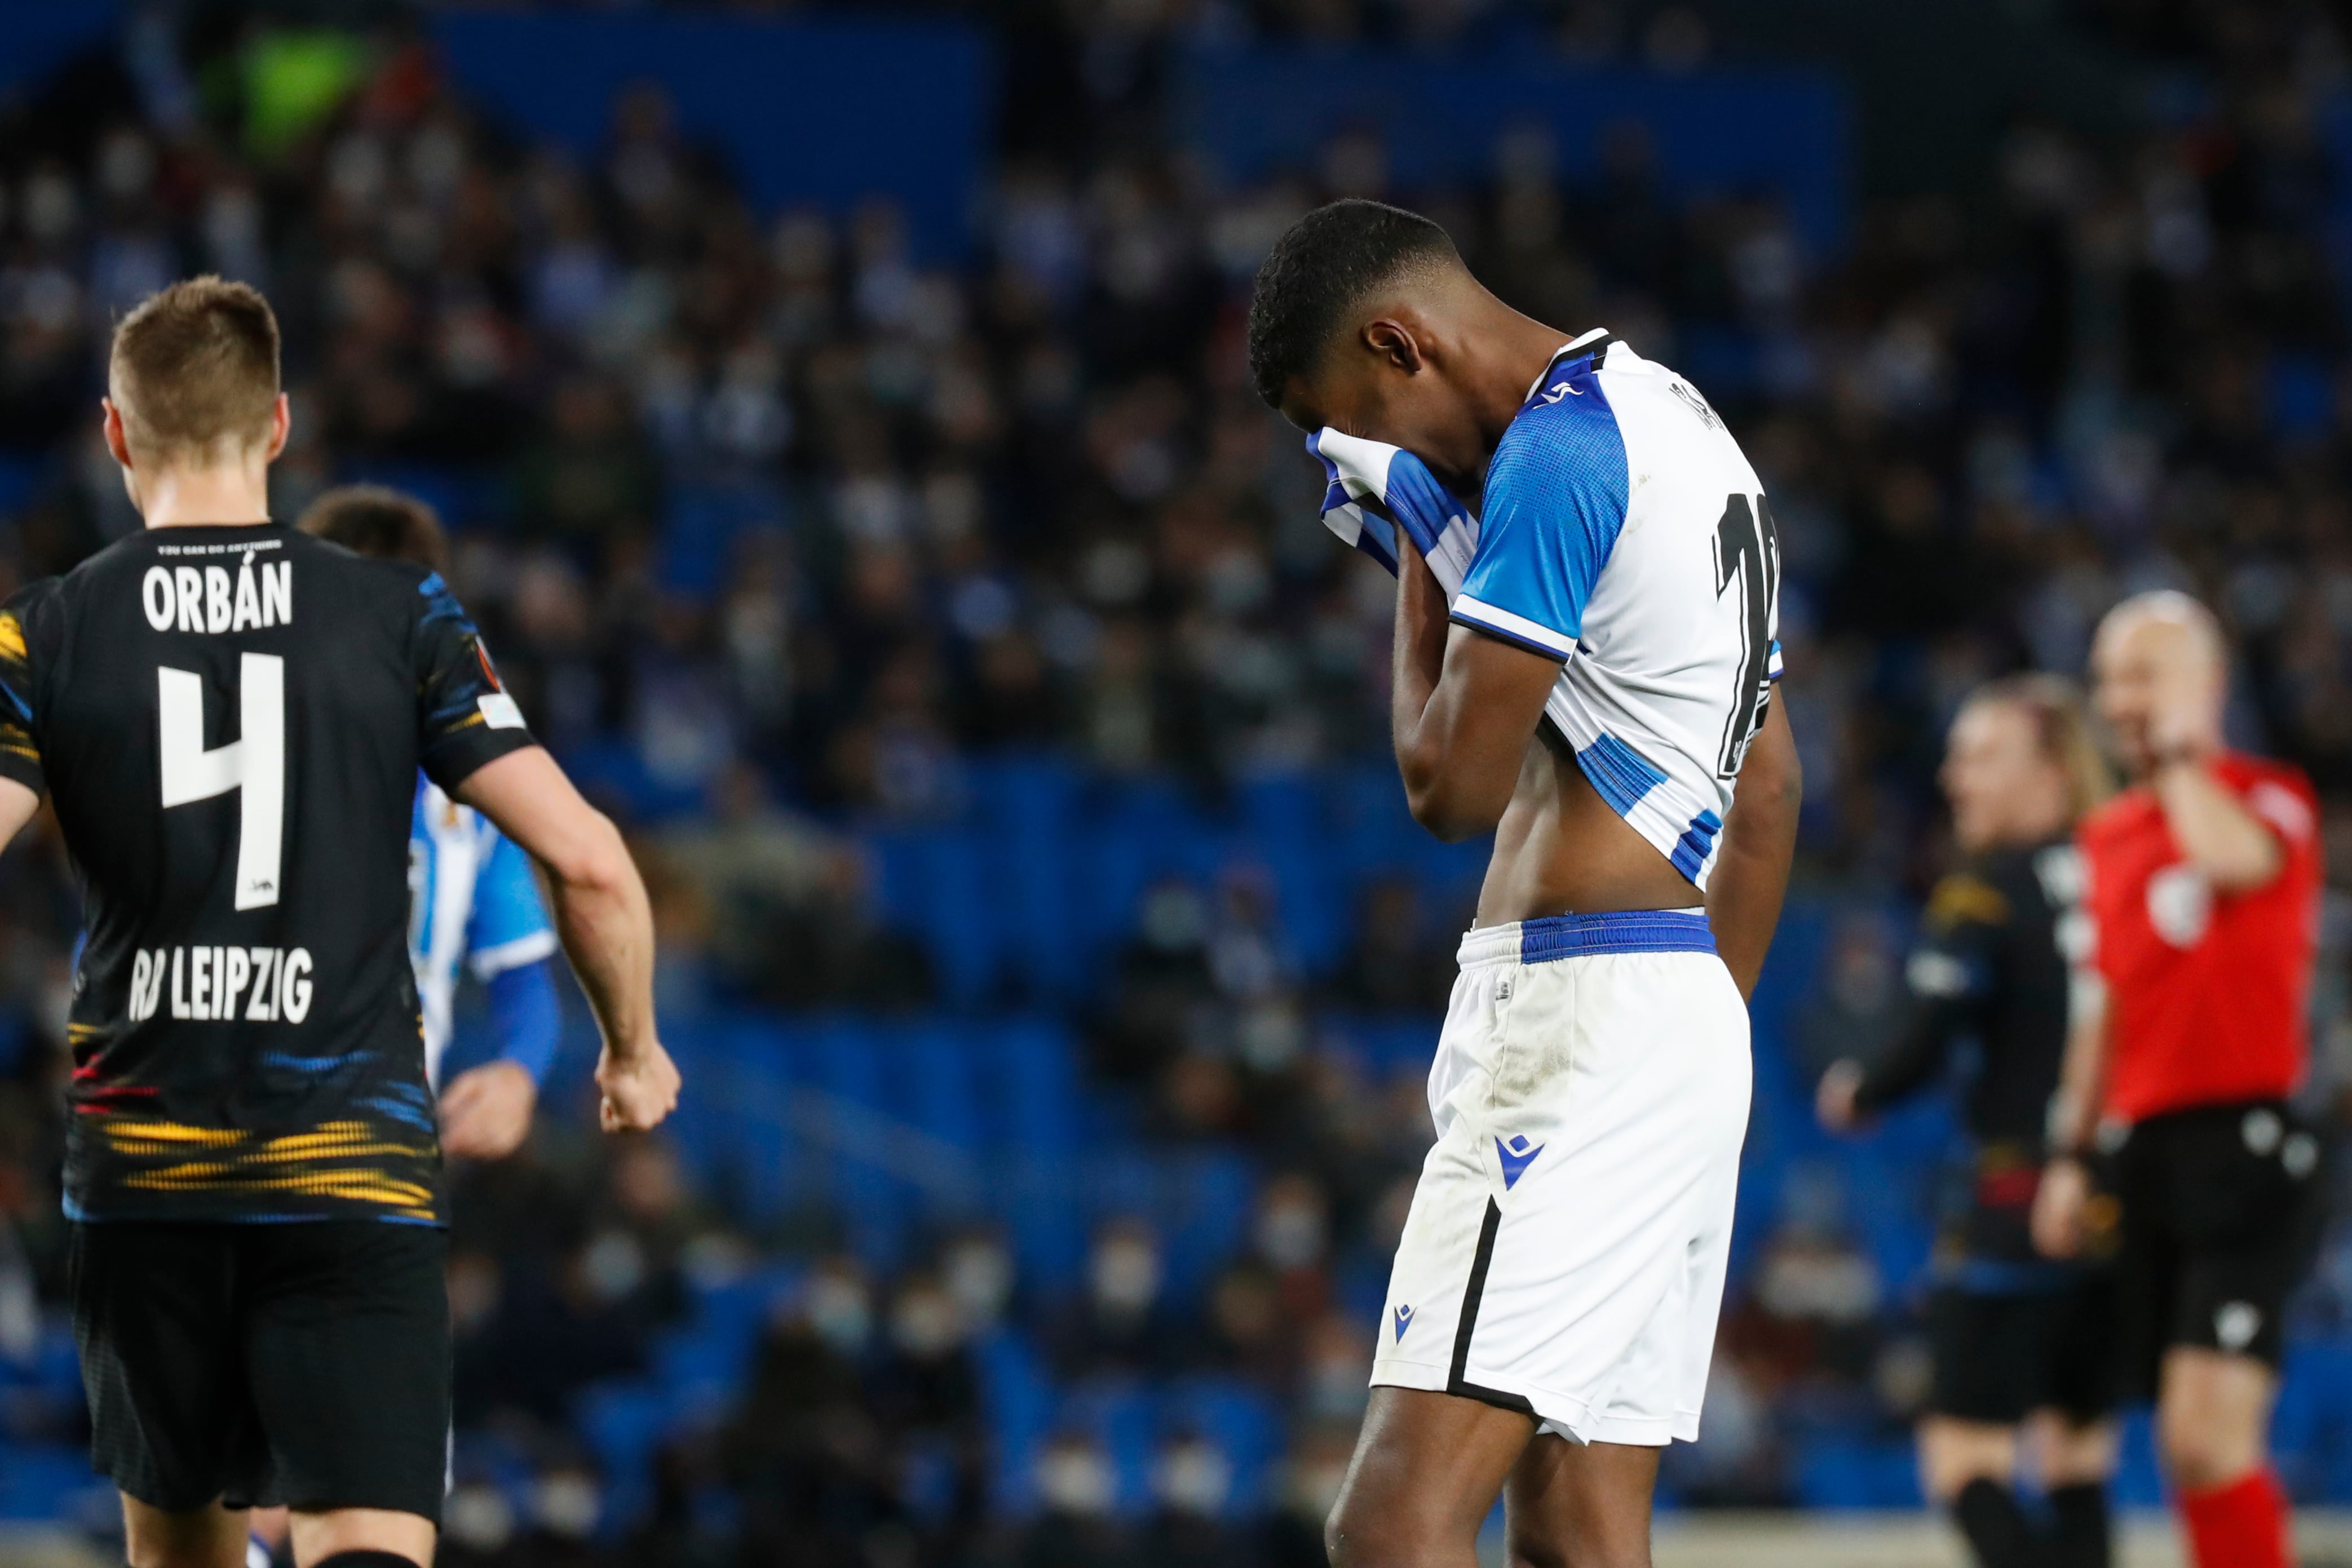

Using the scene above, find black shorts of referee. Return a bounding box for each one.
[2106,1097,2325,1402]
[71,1219,450,1523]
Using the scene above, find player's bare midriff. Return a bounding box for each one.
[1474,720,1700,927]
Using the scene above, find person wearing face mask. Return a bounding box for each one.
[1818,675,2117,1568]
[1051,1218,1170,1376]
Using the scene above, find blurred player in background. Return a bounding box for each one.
[1819,676,2116,1568]
[299,486,561,1161]
[0,276,679,1568]
[1250,200,1802,1568]
[2036,591,2324,1568]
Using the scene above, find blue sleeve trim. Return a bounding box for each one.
[486,958,561,1085]
[1448,609,1569,662]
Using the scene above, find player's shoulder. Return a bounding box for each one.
[2079,784,2156,848]
[1488,340,1631,511]
[2219,749,2316,801]
[2220,751,2319,849]
[1925,866,2012,932]
[284,528,437,593]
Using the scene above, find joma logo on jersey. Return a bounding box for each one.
[141,561,292,635]
[125,945,313,1024]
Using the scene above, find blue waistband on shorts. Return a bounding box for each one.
[1518,909,1717,962]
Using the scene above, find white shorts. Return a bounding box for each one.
[1370,910,1751,1447]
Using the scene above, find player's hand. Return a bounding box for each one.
[596,1042,680,1133]
[2146,656,2216,763]
[437,1060,540,1161]
[2031,1155,2090,1259]
[1814,1060,1865,1132]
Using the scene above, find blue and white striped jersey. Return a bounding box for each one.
[1314,330,1782,890]
[409,779,558,1086]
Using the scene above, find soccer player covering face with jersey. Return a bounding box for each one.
[0,277,680,1568]
[1248,200,1801,1566]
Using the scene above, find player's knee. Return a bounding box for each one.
[2158,1403,2258,1491]
[1325,1491,1449,1568]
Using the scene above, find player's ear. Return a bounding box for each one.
[1361,317,1427,377]
[265,393,291,463]
[100,400,132,469]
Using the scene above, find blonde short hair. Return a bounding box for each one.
[108,276,281,464]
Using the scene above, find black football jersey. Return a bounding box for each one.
[1854,839,2086,1262]
[0,522,533,1224]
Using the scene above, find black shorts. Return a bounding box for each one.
[1929,1270,2116,1424]
[70,1219,449,1522]
[2110,1099,2324,1399]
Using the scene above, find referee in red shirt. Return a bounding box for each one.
[2035,591,2324,1568]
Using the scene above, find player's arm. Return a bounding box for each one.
[0,779,38,852]
[454,747,678,1132]
[2032,978,2108,1259]
[0,597,48,852]
[1389,530,1561,841]
[437,961,558,1161]
[2151,760,2282,892]
[1820,872,1999,1131]
[438,834,562,1159]
[1708,697,1800,1004]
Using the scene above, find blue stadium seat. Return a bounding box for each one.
[974,1329,1055,1516]
[659,480,784,600]
[811,1017,910,1266]
[1159,1375,1281,1514]
[2111,1409,2166,1508]
[1792,1435,1921,1509]
[1239,772,1341,972]
[987,1020,1084,1291]
[575,1379,670,1530]
[1058,1375,1157,1516]
[869,828,994,1004]
[972,758,1082,999]
[0,1441,101,1522]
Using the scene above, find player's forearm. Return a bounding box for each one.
[1388,533,1451,792]
[543,820,658,1063]
[0,779,38,855]
[2151,759,2280,891]
[2046,986,2108,1154]
[1705,698,1800,1002]
[1852,1004,1953,1113]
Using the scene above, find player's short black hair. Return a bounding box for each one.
[1246,199,1461,409]
[297,484,450,574]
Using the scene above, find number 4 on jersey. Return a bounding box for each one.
[158,654,284,910]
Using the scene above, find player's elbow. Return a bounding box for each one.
[1743,738,1803,818]
[1403,774,1502,842]
[547,807,636,897]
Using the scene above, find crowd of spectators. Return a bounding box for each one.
[0,0,2347,1560]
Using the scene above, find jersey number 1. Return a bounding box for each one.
[1713,494,1780,778]
[158,654,284,910]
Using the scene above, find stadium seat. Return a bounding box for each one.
[1159,1375,1282,1515]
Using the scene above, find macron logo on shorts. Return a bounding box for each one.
[1497,1134,1545,1189]
[1394,1304,1413,1342]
